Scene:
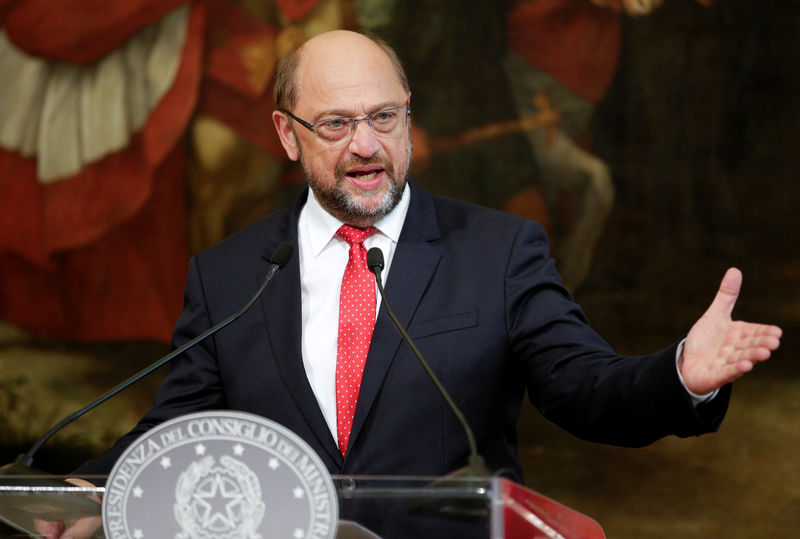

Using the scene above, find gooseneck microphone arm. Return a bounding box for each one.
[16,242,294,469]
[366,247,487,473]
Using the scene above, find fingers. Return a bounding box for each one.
[58,478,102,538]
[62,515,103,539]
[30,480,101,539]
[760,324,783,340]
[734,322,782,351]
[708,267,743,318]
[34,518,65,539]
[735,345,773,363]
[723,327,781,370]
[739,332,782,350]
[64,477,100,503]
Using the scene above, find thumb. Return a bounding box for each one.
[707,267,742,318]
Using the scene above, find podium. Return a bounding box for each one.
[0,473,604,538]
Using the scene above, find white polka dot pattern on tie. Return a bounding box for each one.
[335,224,377,458]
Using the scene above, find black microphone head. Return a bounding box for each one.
[270,242,294,268]
[367,247,384,273]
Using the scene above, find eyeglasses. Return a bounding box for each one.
[282,106,411,144]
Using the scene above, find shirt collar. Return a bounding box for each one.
[302,182,411,257]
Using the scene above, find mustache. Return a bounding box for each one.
[335,156,395,180]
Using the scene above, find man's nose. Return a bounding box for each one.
[347,119,381,158]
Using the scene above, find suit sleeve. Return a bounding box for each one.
[505,220,729,447]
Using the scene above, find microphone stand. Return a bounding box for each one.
[367,248,488,478]
[2,243,293,474]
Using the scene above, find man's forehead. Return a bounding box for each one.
[299,30,386,67]
[294,33,405,114]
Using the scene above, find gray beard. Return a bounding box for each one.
[309,173,404,222]
[297,132,412,223]
[302,152,410,224]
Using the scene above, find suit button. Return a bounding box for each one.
[341,477,356,490]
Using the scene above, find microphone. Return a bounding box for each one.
[3,242,294,473]
[367,247,488,477]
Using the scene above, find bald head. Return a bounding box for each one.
[273,31,409,113]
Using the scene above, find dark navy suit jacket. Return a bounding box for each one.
[78,178,728,482]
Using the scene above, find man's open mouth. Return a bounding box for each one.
[346,167,384,182]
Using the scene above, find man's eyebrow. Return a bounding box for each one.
[314,102,405,120]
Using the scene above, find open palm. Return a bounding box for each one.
[680,268,782,395]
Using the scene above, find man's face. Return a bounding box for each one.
[274,33,412,227]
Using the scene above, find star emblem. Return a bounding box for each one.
[293,529,305,538]
[268,458,279,470]
[190,472,246,534]
[160,456,172,469]
[293,487,304,499]
[133,486,144,498]
[133,529,144,539]
[195,443,207,456]
[233,443,245,456]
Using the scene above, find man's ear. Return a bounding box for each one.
[272,110,300,161]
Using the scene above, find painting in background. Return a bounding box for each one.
[1,1,798,536]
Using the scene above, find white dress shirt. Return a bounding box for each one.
[297,184,411,443]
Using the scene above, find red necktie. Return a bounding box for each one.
[335,224,377,457]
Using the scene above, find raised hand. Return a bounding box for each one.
[680,268,782,395]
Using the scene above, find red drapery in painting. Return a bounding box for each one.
[0,0,297,342]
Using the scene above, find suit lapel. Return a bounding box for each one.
[348,180,441,453]
[260,190,343,466]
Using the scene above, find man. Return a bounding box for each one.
[67,29,780,536]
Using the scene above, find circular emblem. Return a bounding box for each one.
[102,411,338,539]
